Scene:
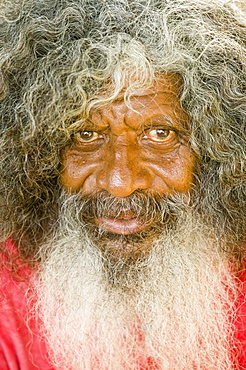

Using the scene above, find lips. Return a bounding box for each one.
[94,217,148,235]
[94,210,148,235]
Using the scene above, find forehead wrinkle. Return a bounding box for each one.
[99,99,146,131]
[87,105,187,134]
[89,109,110,130]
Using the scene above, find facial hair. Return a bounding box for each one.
[54,190,183,263]
[33,192,239,370]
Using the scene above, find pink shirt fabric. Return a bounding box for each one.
[0,239,246,369]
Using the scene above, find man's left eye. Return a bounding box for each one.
[73,130,99,143]
[145,128,176,142]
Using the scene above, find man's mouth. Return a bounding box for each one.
[94,210,148,235]
[94,216,148,235]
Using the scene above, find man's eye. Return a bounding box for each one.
[74,130,99,143]
[145,128,176,142]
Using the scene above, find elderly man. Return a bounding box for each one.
[0,0,246,369]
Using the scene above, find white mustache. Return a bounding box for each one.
[59,190,190,226]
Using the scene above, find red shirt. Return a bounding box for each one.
[0,239,246,369]
[0,239,53,370]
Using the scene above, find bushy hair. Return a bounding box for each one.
[0,0,245,261]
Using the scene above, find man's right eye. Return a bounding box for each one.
[73,130,100,143]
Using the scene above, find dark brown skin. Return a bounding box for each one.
[61,75,196,237]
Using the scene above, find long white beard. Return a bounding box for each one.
[34,211,238,370]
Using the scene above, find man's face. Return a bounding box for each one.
[60,75,196,259]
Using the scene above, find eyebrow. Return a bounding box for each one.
[139,114,182,132]
[146,114,175,125]
[78,119,110,131]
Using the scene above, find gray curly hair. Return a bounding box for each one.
[0,0,245,262]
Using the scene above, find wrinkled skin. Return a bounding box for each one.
[61,75,196,253]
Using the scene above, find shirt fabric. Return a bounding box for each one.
[1,239,246,370]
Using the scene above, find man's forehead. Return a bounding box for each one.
[88,73,188,130]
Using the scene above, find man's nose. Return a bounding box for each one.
[96,142,151,197]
